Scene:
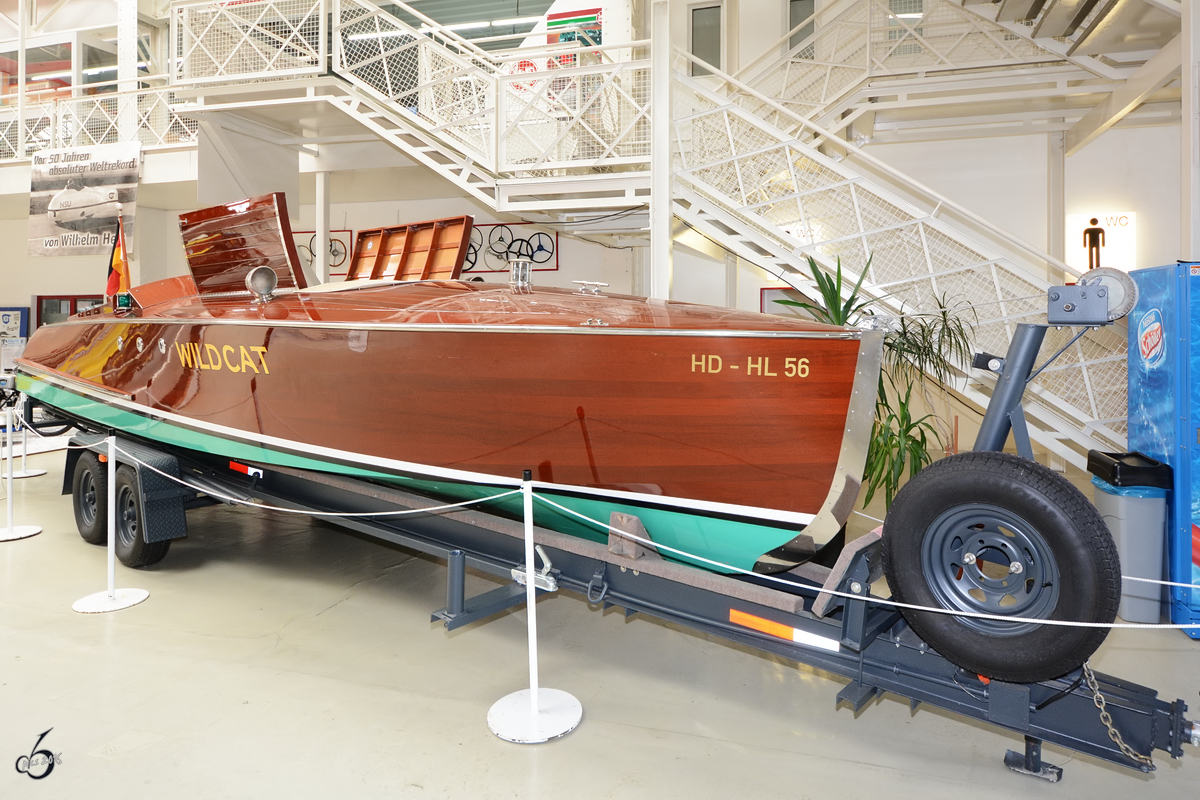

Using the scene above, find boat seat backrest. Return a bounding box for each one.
[348,216,473,282]
[179,193,309,295]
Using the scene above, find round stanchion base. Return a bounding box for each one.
[72,588,150,614]
[488,689,582,744]
[0,525,41,541]
[2,469,48,479]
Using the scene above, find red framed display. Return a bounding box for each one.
[760,286,809,316]
[35,295,104,328]
[464,223,559,274]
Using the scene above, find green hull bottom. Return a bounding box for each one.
[21,377,808,573]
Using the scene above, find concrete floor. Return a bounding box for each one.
[1,448,1199,799]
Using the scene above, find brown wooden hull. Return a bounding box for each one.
[21,315,861,516]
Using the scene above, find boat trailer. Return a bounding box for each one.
[61,431,1196,783]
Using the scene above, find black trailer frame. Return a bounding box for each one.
[65,430,1196,783]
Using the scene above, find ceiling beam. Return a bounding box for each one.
[32,0,72,33]
[1065,32,1181,154]
[1141,0,1181,18]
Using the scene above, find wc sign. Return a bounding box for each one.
[1066,212,1136,273]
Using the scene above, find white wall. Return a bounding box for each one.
[867,126,1183,274]
[137,206,187,285]
[869,135,1049,256]
[1065,125,1181,270]
[0,217,109,314]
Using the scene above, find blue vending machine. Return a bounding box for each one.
[1128,263,1200,636]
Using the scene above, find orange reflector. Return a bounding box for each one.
[729,609,794,641]
[97,454,108,463]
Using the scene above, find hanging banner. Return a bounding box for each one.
[28,141,141,257]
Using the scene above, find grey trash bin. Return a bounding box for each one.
[1087,451,1173,624]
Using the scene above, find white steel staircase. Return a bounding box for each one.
[734,0,1071,134]
[670,51,1128,466]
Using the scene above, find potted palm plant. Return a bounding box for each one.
[775,255,974,507]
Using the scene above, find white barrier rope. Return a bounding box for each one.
[110,444,521,518]
[533,494,1200,630]
[12,396,1200,617]
[853,511,1200,591]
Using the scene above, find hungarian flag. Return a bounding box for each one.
[105,216,129,298]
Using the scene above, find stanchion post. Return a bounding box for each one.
[486,470,581,744]
[4,395,46,479]
[0,406,40,541]
[72,436,149,613]
[106,435,117,600]
[523,471,540,717]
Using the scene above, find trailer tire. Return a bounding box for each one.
[113,466,170,568]
[881,451,1120,683]
[72,452,108,545]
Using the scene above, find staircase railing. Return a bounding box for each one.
[0,88,198,158]
[332,0,652,177]
[672,49,1127,460]
[171,0,327,83]
[333,0,498,169]
[738,0,1065,131]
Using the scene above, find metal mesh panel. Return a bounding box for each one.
[0,109,18,160]
[744,0,1064,131]
[500,61,651,172]
[173,0,324,83]
[22,102,56,156]
[672,67,1129,451]
[58,91,199,148]
[743,5,870,123]
[0,101,56,158]
[336,0,494,165]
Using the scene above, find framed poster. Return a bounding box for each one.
[28,142,141,257]
[0,307,29,338]
[1,338,25,372]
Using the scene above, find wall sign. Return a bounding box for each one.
[28,142,141,257]
[1065,211,1136,273]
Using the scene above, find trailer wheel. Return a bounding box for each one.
[113,466,170,568]
[881,451,1119,683]
[72,452,108,545]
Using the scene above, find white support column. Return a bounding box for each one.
[314,171,331,284]
[631,245,651,297]
[1047,130,1065,281]
[1184,2,1200,260]
[724,251,738,309]
[649,0,673,300]
[118,0,139,141]
[17,0,25,157]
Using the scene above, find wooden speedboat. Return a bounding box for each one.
[16,194,882,574]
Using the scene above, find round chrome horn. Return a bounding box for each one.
[245,266,279,302]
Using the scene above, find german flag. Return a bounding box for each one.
[105,215,129,298]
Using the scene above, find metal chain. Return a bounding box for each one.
[1082,662,1155,768]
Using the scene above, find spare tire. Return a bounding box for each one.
[881,451,1120,683]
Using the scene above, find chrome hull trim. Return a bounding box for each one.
[50,315,861,340]
[754,328,884,572]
